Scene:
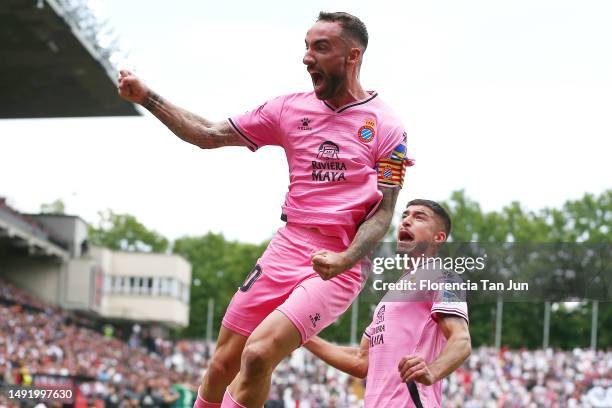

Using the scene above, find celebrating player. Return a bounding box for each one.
[118,12,411,408]
[305,199,471,407]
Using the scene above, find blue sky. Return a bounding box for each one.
[1,0,610,243]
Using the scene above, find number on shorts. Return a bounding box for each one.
[240,264,262,292]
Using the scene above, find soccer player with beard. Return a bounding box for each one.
[305,199,471,408]
[118,12,411,408]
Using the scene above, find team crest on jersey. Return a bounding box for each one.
[358,119,376,144]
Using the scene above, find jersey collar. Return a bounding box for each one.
[322,91,378,113]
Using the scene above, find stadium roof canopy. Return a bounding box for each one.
[0,198,69,260]
[1,0,140,118]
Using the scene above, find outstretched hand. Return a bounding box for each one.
[117,70,149,104]
[311,249,351,280]
[398,354,436,385]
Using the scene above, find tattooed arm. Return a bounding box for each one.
[311,187,399,280]
[117,70,246,149]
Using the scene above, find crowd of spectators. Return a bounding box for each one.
[0,279,198,407]
[444,347,612,407]
[0,303,194,407]
[0,280,49,312]
[1,279,611,407]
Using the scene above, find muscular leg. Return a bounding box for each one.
[198,325,248,404]
[225,310,302,408]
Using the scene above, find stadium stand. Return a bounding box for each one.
[0,199,192,407]
[1,0,139,118]
[0,279,195,407]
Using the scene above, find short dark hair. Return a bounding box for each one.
[317,11,368,50]
[406,199,452,238]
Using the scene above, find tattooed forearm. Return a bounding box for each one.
[140,91,246,149]
[343,187,400,267]
[142,91,164,113]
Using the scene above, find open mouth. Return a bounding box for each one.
[309,72,324,87]
[398,229,415,242]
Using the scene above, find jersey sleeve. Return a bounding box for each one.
[363,303,386,341]
[363,319,375,341]
[227,95,286,152]
[430,270,469,323]
[376,128,415,189]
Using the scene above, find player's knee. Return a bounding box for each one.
[203,355,237,385]
[241,342,273,375]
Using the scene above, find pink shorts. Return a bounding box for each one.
[222,224,366,343]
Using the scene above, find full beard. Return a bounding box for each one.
[313,72,346,101]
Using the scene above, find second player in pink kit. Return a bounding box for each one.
[306,200,472,408]
[364,264,469,407]
[118,11,411,408]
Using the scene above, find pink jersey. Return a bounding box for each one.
[364,266,469,408]
[228,91,410,246]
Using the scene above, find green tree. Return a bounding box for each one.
[597,302,612,350]
[165,189,611,348]
[173,233,267,338]
[441,189,612,349]
[40,199,65,214]
[88,210,169,253]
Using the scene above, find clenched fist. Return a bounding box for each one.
[117,70,149,104]
[398,354,436,385]
[311,249,351,280]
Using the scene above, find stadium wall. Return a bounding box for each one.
[2,257,63,304]
[90,247,192,328]
[62,257,100,312]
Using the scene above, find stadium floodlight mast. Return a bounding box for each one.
[43,0,132,83]
[206,298,214,343]
[349,299,359,345]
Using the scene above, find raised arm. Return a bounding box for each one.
[312,186,399,280]
[304,335,370,378]
[117,70,246,149]
[398,315,471,384]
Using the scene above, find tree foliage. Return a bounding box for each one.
[89,189,611,349]
[438,189,611,349]
[88,210,169,253]
[40,199,65,214]
[173,233,267,338]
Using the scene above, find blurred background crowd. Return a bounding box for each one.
[1,279,610,408]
